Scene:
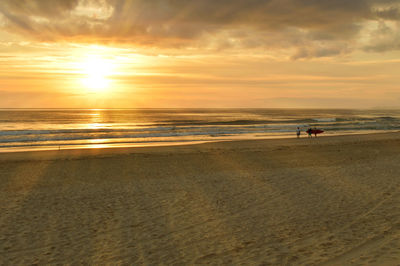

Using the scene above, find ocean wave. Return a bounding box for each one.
[377,116,397,121]
[0,119,345,137]
[153,118,334,126]
[0,128,299,144]
[1,109,400,150]
[0,126,177,136]
[313,118,336,122]
[2,121,400,144]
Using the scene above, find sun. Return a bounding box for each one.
[79,55,114,93]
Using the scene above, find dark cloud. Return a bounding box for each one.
[291,45,350,60]
[1,0,400,56]
[374,6,400,19]
[0,0,79,18]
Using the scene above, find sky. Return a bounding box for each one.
[1,0,400,108]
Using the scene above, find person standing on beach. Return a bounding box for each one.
[307,128,312,138]
[296,127,301,138]
[313,127,318,137]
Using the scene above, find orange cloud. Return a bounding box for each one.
[1,0,400,58]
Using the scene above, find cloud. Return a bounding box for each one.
[375,6,400,20]
[291,45,350,60]
[363,20,400,52]
[1,0,400,57]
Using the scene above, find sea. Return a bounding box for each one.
[0,108,400,152]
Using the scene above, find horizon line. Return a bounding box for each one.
[0,107,399,110]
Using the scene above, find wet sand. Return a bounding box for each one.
[0,133,399,264]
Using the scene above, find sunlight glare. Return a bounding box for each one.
[80,55,115,93]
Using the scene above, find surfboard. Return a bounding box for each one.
[306,129,324,134]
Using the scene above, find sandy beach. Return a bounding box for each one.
[0,133,399,265]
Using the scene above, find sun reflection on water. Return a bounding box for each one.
[87,122,106,129]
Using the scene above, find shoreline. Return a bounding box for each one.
[1,131,400,161]
[0,129,398,154]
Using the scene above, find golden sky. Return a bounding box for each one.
[1,0,400,108]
